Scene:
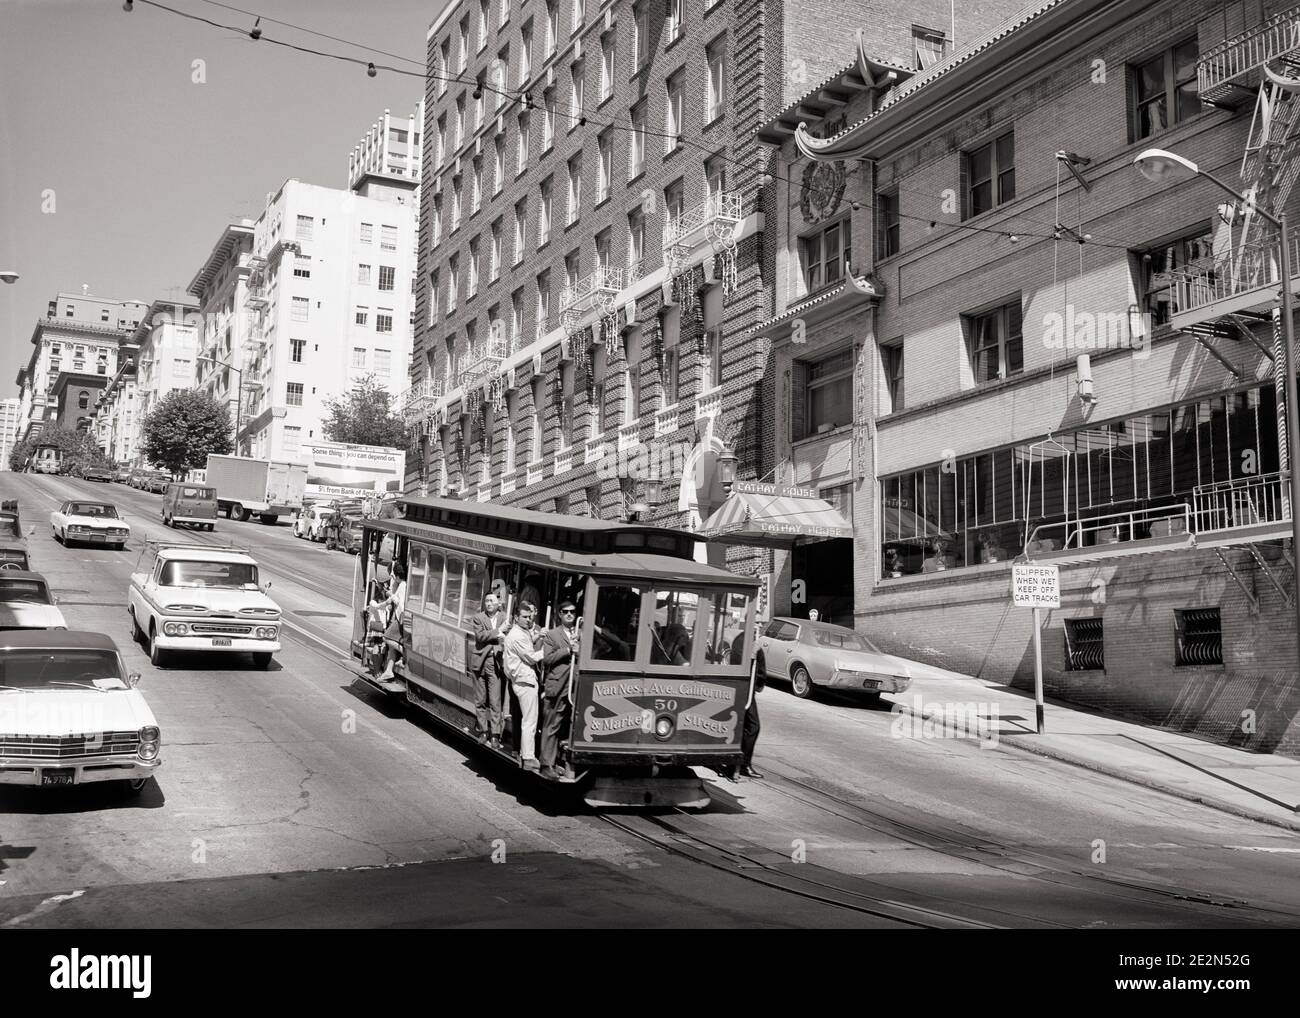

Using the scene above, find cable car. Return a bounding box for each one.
[350,497,759,807]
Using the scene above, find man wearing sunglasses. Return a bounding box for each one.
[539,599,581,779]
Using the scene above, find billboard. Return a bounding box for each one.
[300,441,405,500]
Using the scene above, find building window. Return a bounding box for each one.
[291,338,306,363]
[1133,38,1199,141]
[804,348,853,436]
[472,157,483,213]
[560,363,575,449]
[378,265,396,291]
[590,350,607,437]
[545,1,558,57]
[517,111,530,174]
[569,61,584,130]
[78,391,89,409]
[1175,607,1224,666]
[436,115,446,165]
[504,391,518,471]
[627,208,645,274]
[705,40,724,124]
[596,132,613,203]
[800,219,850,293]
[449,255,460,310]
[542,88,556,149]
[964,130,1015,218]
[358,263,371,285]
[438,40,450,95]
[965,299,1023,383]
[477,0,489,49]
[352,347,367,369]
[880,340,903,414]
[664,178,684,229]
[452,179,464,230]
[511,289,524,350]
[432,196,444,247]
[628,101,646,178]
[665,71,684,152]
[381,224,397,251]
[912,26,949,70]
[377,311,393,334]
[458,16,469,71]
[375,348,392,375]
[293,254,311,278]
[1064,618,1105,671]
[666,0,684,44]
[491,220,503,281]
[286,382,304,407]
[530,377,545,460]
[494,135,505,194]
[455,95,465,151]
[360,222,373,244]
[634,2,648,67]
[536,270,551,338]
[291,296,309,323]
[704,156,725,199]
[600,33,616,103]
[519,21,533,84]
[661,346,679,406]
[877,191,900,259]
[514,199,528,263]
[101,309,109,322]
[1139,227,1214,326]
[468,239,481,297]
[704,328,722,391]
[540,177,553,244]
[296,214,314,241]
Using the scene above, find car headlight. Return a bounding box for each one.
[138,725,160,761]
[256,626,278,640]
[163,622,189,636]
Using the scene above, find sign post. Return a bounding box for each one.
[1012,564,1061,734]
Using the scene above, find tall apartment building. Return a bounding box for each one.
[96,338,141,465]
[0,397,21,469]
[13,292,147,444]
[130,298,201,465]
[349,101,426,194]
[188,173,418,462]
[762,0,1300,752]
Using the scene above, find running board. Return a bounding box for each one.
[585,776,711,809]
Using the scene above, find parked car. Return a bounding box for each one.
[292,504,335,542]
[755,617,913,701]
[50,500,131,549]
[144,473,171,494]
[0,630,161,795]
[127,544,281,668]
[0,500,29,570]
[0,571,67,631]
[322,509,364,553]
[81,465,115,483]
[162,482,217,531]
[112,466,132,484]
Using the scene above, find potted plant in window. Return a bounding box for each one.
[883,547,902,578]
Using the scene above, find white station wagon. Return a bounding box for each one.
[127,544,282,669]
[0,630,161,795]
[50,500,130,549]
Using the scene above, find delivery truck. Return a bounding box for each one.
[205,454,308,525]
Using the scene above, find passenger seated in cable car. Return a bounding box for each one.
[651,622,691,665]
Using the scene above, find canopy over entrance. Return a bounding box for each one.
[698,482,854,548]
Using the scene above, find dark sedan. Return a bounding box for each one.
[81,465,115,483]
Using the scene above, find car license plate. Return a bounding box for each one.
[212,637,232,647]
[42,768,75,786]
[862,678,881,689]
[89,534,104,542]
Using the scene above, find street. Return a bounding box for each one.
[2,471,1299,928]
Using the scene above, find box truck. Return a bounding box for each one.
[205,454,307,524]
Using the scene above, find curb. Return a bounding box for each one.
[890,700,1300,834]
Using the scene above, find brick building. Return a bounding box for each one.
[769,0,1300,753]
[407,0,1020,598]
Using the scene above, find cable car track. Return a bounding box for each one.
[759,769,1300,926]
[595,809,1012,928]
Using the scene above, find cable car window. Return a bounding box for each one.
[645,534,677,551]
[426,549,445,615]
[445,553,465,622]
[464,557,486,615]
[699,590,750,665]
[612,532,646,550]
[650,588,700,667]
[408,544,427,609]
[591,583,641,661]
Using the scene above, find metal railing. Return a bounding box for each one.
[1192,471,1290,532]
[1199,4,1300,102]
[457,333,508,389]
[560,266,624,314]
[400,378,445,421]
[1024,503,1193,555]
[1167,235,1300,321]
[664,192,742,249]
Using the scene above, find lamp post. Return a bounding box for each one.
[715,444,739,495]
[1134,147,1300,674]
[197,355,244,455]
[0,271,19,284]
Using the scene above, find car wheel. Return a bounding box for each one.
[130,605,144,644]
[149,623,168,668]
[121,777,149,798]
[791,665,815,699]
[233,503,249,522]
[114,542,125,551]
[206,523,215,532]
[252,651,273,669]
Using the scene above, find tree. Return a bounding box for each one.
[7,425,105,474]
[140,388,232,478]
[322,374,406,448]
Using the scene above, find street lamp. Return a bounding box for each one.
[0,271,18,284]
[1134,146,1300,676]
[715,444,739,494]
[197,355,244,455]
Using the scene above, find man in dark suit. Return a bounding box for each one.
[538,600,580,779]
[468,592,507,744]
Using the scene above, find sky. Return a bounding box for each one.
[0,0,442,399]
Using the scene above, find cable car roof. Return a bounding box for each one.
[369,514,759,589]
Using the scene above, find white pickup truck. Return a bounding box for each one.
[127,543,282,669]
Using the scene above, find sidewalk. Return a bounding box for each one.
[891,663,1300,832]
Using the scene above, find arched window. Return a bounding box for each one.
[78,391,89,409]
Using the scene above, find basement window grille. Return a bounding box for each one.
[1063,618,1105,671]
[1174,608,1222,667]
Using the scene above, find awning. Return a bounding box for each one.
[697,483,855,548]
